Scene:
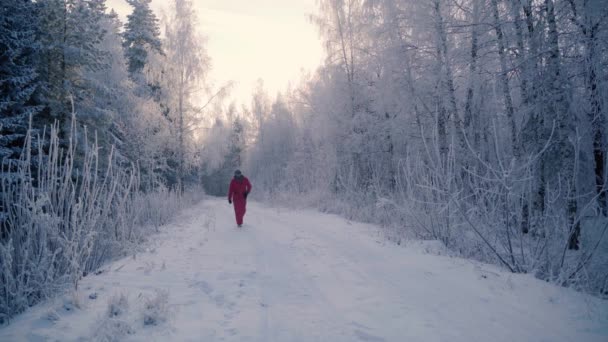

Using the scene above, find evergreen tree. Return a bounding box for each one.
[81,8,130,160]
[228,115,244,170]
[0,0,41,164]
[35,0,109,135]
[122,0,162,79]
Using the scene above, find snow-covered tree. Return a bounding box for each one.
[199,103,247,196]
[122,0,162,79]
[161,0,213,191]
[243,0,608,294]
[1,0,216,321]
[247,94,297,193]
[0,0,41,164]
[35,0,109,137]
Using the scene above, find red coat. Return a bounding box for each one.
[228,176,251,225]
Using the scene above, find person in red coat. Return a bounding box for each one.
[228,169,252,227]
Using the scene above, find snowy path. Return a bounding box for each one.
[1,198,607,341]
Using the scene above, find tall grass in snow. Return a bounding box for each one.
[0,119,198,323]
[390,133,608,296]
[261,131,608,297]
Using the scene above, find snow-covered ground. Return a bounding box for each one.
[1,198,607,341]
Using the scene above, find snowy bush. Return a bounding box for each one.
[107,293,129,318]
[0,120,195,323]
[63,291,84,312]
[93,319,134,342]
[89,293,134,342]
[141,290,169,326]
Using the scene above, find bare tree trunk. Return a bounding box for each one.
[464,0,480,141]
[512,0,532,233]
[491,0,518,157]
[512,1,529,104]
[586,32,607,216]
[544,0,580,249]
[433,0,450,166]
[333,0,360,187]
[433,38,448,166]
[591,71,607,216]
[522,0,546,228]
[434,0,465,155]
[59,0,69,144]
[567,0,607,216]
[178,70,185,194]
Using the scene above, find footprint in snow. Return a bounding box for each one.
[224,328,238,336]
[354,329,385,342]
[214,294,227,306]
[190,280,213,295]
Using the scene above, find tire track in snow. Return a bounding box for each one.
[248,204,352,341]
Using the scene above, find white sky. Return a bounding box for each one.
[106,0,324,105]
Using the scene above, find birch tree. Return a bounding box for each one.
[163,0,210,192]
[243,0,608,294]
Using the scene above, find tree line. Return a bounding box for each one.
[240,0,608,296]
[0,0,217,322]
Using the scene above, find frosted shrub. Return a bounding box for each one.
[63,291,84,312]
[395,135,608,296]
[107,293,129,318]
[0,120,193,323]
[135,188,183,229]
[93,319,134,342]
[141,290,169,326]
[89,293,133,342]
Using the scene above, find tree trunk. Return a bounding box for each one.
[588,31,607,216]
[464,0,480,141]
[545,0,580,249]
[491,0,518,157]
[512,0,532,233]
[178,80,184,194]
[522,0,547,225]
[567,0,607,215]
[434,0,465,155]
[512,1,529,104]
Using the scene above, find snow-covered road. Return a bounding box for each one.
[1,198,607,341]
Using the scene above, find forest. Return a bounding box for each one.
[238,0,608,299]
[2,0,608,324]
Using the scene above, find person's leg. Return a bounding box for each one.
[242,203,246,224]
[235,200,244,226]
[233,204,239,225]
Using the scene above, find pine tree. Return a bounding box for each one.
[81,8,130,161]
[122,0,162,79]
[227,108,244,170]
[35,0,109,136]
[0,0,41,164]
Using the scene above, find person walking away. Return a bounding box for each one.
[228,170,252,227]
